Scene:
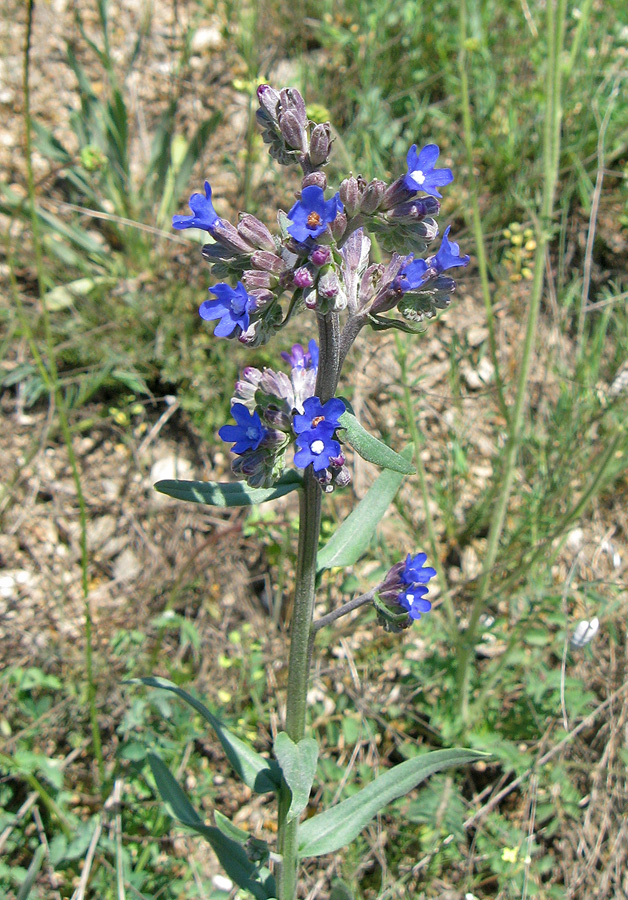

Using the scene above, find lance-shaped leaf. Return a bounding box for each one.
[136,677,280,793]
[273,732,319,823]
[298,748,488,857]
[338,411,414,474]
[147,754,276,900]
[154,471,303,508]
[317,447,413,572]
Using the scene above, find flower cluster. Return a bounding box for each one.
[218,342,350,492]
[376,553,437,631]
[172,84,469,348]
[173,83,469,496]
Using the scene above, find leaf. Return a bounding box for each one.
[155,471,303,507]
[273,733,319,823]
[135,677,280,793]
[339,411,414,474]
[330,880,355,900]
[317,447,413,572]
[298,748,487,858]
[147,754,276,900]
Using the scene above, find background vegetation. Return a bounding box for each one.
[1,0,627,898]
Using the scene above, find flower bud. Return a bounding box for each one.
[309,123,332,166]
[212,218,254,254]
[257,84,281,122]
[381,175,415,211]
[309,245,331,267]
[262,405,293,432]
[247,288,275,311]
[317,266,339,301]
[293,266,315,289]
[242,270,275,290]
[330,210,347,241]
[237,214,276,252]
[279,87,307,127]
[251,250,286,274]
[279,109,307,151]
[339,176,360,217]
[387,198,440,221]
[360,179,386,214]
[301,171,327,191]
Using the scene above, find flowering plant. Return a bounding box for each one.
[141,85,484,900]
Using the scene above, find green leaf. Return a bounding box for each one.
[273,733,318,823]
[330,880,355,900]
[214,811,270,863]
[135,677,280,793]
[154,471,303,508]
[339,411,414,474]
[298,748,487,857]
[317,447,413,572]
[147,754,276,900]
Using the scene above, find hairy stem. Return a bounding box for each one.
[277,312,342,900]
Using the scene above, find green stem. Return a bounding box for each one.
[23,0,104,786]
[455,0,568,727]
[277,313,339,900]
[458,0,509,425]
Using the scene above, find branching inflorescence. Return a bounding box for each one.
[157,84,477,900]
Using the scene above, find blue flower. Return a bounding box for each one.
[280,340,319,372]
[394,257,431,293]
[433,226,470,272]
[219,404,267,454]
[172,181,219,232]
[293,396,345,435]
[294,430,342,472]
[397,552,436,620]
[404,144,453,199]
[199,281,252,338]
[402,552,437,585]
[287,186,343,243]
[397,585,432,620]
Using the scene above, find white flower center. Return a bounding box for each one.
[310,439,325,455]
[405,592,415,602]
[246,426,259,439]
[410,169,425,185]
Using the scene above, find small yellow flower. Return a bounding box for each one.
[502,846,519,864]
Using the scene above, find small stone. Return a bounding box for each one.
[113,548,142,583]
[191,26,223,53]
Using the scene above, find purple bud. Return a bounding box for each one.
[309,245,331,267]
[381,175,415,211]
[280,109,307,151]
[262,406,293,431]
[247,288,275,311]
[388,198,441,221]
[339,176,360,217]
[330,211,347,241]
[302,171,327,191]
[279,87,307,126]
[212,218,254,254]
[333,465,352,488]
[293,266,315,289]
[257,84,281,121]
[238,214,276,252]
[360,179,386,214]
[317,267,339,300]
[251,250,286,274]
[303,286,318,309]
[242,270,275,290]
[309,123,332,167]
